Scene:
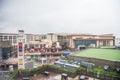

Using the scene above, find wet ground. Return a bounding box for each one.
[16,72,95,80]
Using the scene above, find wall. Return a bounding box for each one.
[25,61,34,69]
[109,40,114,46]
[96,40,99,47]
[0,46,2,64]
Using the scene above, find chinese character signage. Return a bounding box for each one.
[18,30,25,69]
[19,52,23,56]
[18,59,23,65]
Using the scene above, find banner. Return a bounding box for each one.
[18,30,25,69]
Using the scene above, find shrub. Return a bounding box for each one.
[9,64,120,80]
[7,69,19,80]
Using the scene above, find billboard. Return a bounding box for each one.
[18,30,25,69]
[18,59,24,65]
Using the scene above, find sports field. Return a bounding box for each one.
[73,49,120,61]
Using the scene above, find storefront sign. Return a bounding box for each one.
[18,30,25,69]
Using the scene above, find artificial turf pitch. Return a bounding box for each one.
[73,49,120,61]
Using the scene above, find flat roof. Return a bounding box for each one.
[73,48,120,61]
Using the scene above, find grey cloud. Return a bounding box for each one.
[0,0,120,37]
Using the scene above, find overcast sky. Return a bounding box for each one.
[0,0,120,37]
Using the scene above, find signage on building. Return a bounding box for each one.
[18,30,25,69]
[40,46,46,54]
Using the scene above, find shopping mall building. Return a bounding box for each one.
[68,34,115,48]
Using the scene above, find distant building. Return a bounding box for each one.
[115,38,120,46]
[115,38,120,49]
[0,33,48,46]
[0,32,115,49]
[47,33,69,50]
[0,45,2,64]
[0,33,18,45]
[0,41,12,59]
[46,33,115,49]
[68,34,115,48]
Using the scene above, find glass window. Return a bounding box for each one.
[0,36,3,41]
[9,36,12,39]
[13,36,16,39]
[42,35,46,39]
[4,36,8,40]
[13,40,17,43]
[0,36,1,38]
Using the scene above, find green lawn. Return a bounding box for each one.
[73,49,120,61]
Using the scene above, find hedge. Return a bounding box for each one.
[8,64,120,80]
[7,69,19,80]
